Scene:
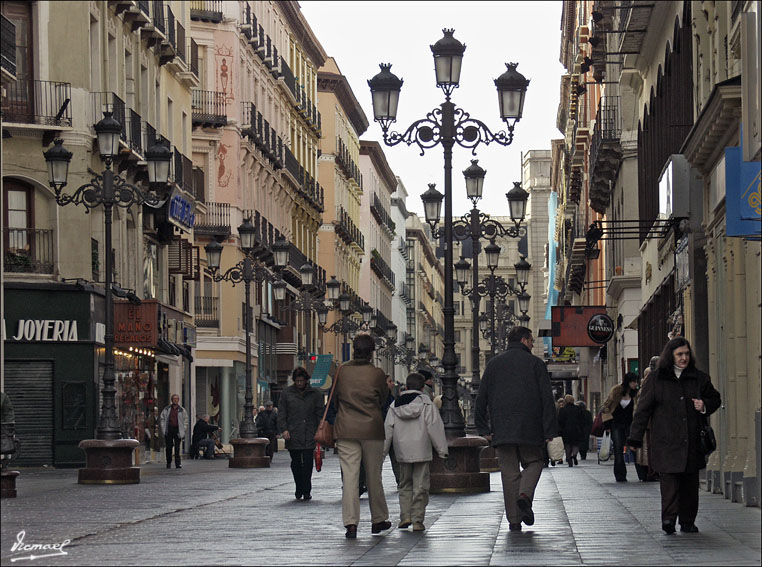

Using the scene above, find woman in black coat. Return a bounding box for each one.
[558,394,585,466]
[628,338,721,535]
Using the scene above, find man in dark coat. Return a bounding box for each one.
[278,367,324,500]
[628,337,721,534]
[255,401,279,459]
[476,326,557,532]
[191,414,221,459]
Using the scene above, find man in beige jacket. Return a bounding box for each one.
[333,334,391,539]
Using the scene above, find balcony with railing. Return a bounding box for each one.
[3,228,54,274]
[194,202,230,237]
[1,14,16,81]
[370,249,395,289]
[194,295,219,328]
[589,95,622,214]
[192,89,226,128]
[335,206,364,252]
[91,92,127,143]
[189,38,199,78]
[192,167,205,203]
[279,56,297,102]
[371,193,396,234]
[241,4,253,40]
[159,4,176,65]
[2,79,71,126]
[190,0,222,23]
[175,18,186,63]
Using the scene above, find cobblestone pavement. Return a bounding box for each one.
[1,451,759,566]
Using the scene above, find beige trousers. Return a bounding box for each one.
[495,444,544,524]
[398,461,430,523]
[336,439,388,527]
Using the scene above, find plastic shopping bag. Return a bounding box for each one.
[598,430,612,461]
[547,437,564,462]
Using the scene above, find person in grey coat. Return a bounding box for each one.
[475,326,557,532]
[278,367,324,500]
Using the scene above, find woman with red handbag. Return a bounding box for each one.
[278,367,324,501]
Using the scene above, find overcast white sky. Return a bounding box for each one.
[299,1,566,218]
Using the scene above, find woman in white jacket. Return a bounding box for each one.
[384,373,448,532]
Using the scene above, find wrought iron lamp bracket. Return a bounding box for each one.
[54,173,163,211]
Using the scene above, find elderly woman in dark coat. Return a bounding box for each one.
[628,338,721,535]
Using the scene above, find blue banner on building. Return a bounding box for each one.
[725,145,761,238]
[310,354,333,388]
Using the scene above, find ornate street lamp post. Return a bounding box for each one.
[451,160,527,433]
[43,113,171,485]
[204,223,287,468]
[369,29,529,493]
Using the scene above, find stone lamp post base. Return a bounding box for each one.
[480,446,500,472]
[430,435,490,494]
[78,439,141,484]
[1,470,20,498]
[228,438,271,468]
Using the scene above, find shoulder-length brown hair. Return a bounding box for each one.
[657,337,696,371]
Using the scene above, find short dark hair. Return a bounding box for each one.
[507,326,533,343]
[292,367,310,381]
[406,372,426,391]
[657,337,695,371]
[352,333,376,360]
[265,400,273,407]
[417,367,433,380]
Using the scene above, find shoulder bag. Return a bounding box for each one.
[699,414,717,456]
[314,365,341,448]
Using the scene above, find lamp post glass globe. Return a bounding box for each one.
[406,334,415,350]
[479,313,489,332]
[495,63,530,124]
[317,304,329,326]
[515,256,531,286]
[44,139,73,190]
[386,323,397,340]
[506,182,529,223]
[361,305,373,324]
[485,242,501,271]
[94,111,122,162]
[238,218,257,251]
[518,291,531,314]
[272,237,290,269]
[338,293,351,313]
[455,257,470,287]
[463,159,486,201]
[368,63,403,124]
[204,241,223,271]
[326,276,341,301]
[272,279,287,302]
[299,263,314,287]
[421,183,443,225]
[430,28,466,91]
[145,142,172,185]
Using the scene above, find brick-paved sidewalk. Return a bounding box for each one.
[1,452,759,566]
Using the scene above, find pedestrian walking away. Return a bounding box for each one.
[475,326,558,532]
[634,357,661,482]
[255,401,278,460]
[601,372,639,482]
[160,394,188,469]
[383,372,448,532]
[575,400,593,460]
[332,333,391,539]
[191,414,221,459]
[278,366,324,501]
[558,394,585,466]
[628,337,721,535]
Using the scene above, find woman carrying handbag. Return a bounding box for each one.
[628,338,721,535]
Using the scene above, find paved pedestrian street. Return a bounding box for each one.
[1,452,759,566]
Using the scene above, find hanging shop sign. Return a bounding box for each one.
[310,354,334,389]
[550,306,609,347]
[725,145,761,238]
[587,313,615,344]
[114,300,158,348]
[166,188,196,233]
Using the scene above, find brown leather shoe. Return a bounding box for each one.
[345,524,357,539]
[371,520,391,534]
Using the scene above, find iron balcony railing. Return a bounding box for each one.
[370,249,395,288]
[127,108,143,155]
[2,79,72,126]
[194,202,230,236]
[589,95,622,175]
[192,89,226,127]
[242,4,252,40]
[241,101,253,136]
[151,0,165,34]
[190,0,223,23]
[175,18,186,63]
[194,295,219,328]
[192,167,205,203]
[189,38,199,77]
[164,4,175,49]
[1,15,16,79]
[280,56,296,99]
[143,121,157,153]
[91,92,127,142]
[138,0,149,16]
[182,154,193,195]
[3,228,55,274]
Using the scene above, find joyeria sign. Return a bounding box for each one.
[587,313,614,344]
